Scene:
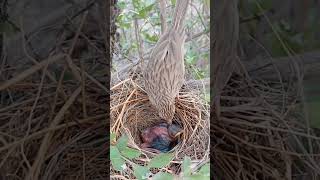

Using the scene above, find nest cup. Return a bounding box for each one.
[111,75,210,161]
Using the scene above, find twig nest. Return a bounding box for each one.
[111,76,210,162]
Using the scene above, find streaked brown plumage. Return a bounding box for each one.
[143,0,189,124]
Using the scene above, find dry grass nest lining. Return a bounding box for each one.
[110,74,210,171]
[212,74,320,180]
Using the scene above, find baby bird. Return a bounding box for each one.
[140,122,183,153]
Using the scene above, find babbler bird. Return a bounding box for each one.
[143,0,190,124]
[140,122,183,153]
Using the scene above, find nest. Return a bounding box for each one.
[0,2,111,179]
[211,73,320,180]
[110,72,210,178]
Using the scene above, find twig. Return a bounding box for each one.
[80,61,88,118]
[111,88,137,133]
[20,13,67,99]
[0,114,106,153]
[65,11,88,82]
[0,54,65,91]
[26,86,82,180]
[134,18,144,67]
[25,53,50,136]
[159,0,168,33]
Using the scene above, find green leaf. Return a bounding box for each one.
[116,134,129,151]
[120,147,141,159]
[137,3,155,19]
[148,153,174,169]
[133,164,150,180]
[116,1,126,9]
[198,163,210,176]
[132,0,141,9]
[153,172,174,180]
[171,0,176,6]
[110,146,125,171]
[186,55,196,65]
[144,33,159,43]
[182,156,192,176]
[116,14,132,29]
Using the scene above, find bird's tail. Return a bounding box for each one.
[172,0,190,31]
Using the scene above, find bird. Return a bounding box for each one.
[140,122,183,153]
[143,0,190,124]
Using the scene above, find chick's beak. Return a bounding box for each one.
[174,131,182,138]
[168,124,183,139]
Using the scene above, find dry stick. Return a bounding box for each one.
[111,98,148,111]
[0,146,15,169]
[111,78,130,90]
[65,11,89,82]
[19,18,68,100]
[264,102,320,173]
[25,54,51,136]
[19,58,50,172]
[111,89,137,133]
[159,0,167,33]
[19,18,58,84]
[0,114,105,153]
[79,31,104,54]
[66,55,108,93]
[20,144,32,169]
[0,54,65,91]
[48,66,66,123]
[186,29,210,42]
[80,61,88,118]
[134,18,144,67]
[82,150,86,180]
[189,2,209,39]
[222,118,320,140]
[25,86,82,180]
[66,53,82,82]
[213,125,320,157]
[81,69,109,93]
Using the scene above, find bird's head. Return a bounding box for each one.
[148,94,176,124]
[158,102,175,124]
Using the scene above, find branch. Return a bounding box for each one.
[245,51,320,81]
[159,0,167,33]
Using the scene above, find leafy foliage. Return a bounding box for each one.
[148,153,174,168]
[110,134,210,179]
[181,156,210,180]
[110,146,126,171]
[110,133,175,179]
[110,133,142,171]
[115,0,210,82]
[133,164,150,180]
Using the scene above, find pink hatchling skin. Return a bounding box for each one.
[140,123,182,150]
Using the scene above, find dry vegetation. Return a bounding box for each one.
[212,1,320,180]
[0,1,110,179]
[110,0,210,179]
[110,70,209,179]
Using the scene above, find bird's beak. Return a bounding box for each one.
[174,131,182,138]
